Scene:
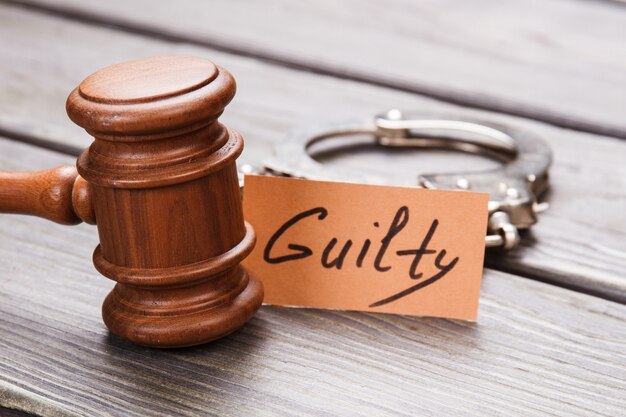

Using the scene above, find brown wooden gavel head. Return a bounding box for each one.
[0,56,264,348]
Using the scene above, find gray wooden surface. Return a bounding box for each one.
[1,138,626,417]
[0,1,625,416]
[7,0,626,138]
[0,5,624,302]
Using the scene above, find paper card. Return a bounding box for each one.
[242,175,489,320]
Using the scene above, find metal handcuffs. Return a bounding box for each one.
[242,110,552,250]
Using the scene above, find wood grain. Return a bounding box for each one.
[1,137,626,416]
[66,56,263,347]
[0,166,92,225]
[5,0,626,138]
[0,5,624,302]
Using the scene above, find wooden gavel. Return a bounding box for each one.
[0,56,264,348]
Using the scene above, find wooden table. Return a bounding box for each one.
[0,1,625,415]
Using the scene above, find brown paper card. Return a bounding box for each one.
[242,175,490,320]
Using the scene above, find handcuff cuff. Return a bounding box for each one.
[239,110,552,250]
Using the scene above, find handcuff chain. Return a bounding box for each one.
[486,211,520,250]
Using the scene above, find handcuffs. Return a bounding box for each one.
[240,110,552,250]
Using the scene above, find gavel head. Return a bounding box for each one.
[66,56,263,348]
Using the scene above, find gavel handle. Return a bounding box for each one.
[0,166,95,225]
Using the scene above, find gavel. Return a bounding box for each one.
[0,56,264,348]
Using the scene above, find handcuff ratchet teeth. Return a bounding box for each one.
[244,110,552,250]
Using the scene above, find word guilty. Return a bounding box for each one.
[263,206,460,307]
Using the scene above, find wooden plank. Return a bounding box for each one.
[1,136,626,416]
[0,5,624,302]
[5,0,626,138]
